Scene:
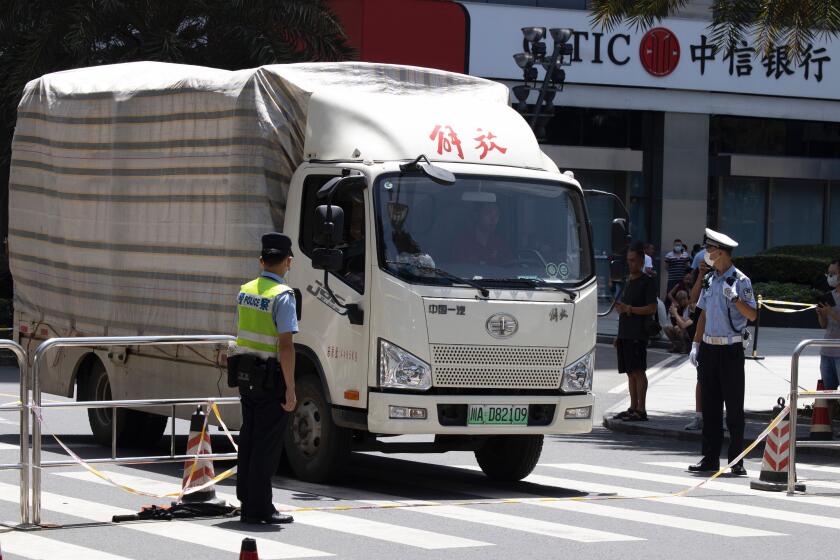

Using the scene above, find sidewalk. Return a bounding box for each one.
[598,313,840,457]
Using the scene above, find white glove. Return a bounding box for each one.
[689,342,700,367]
[723,280,739,301]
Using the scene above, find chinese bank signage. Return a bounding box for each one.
[462,3,837,100]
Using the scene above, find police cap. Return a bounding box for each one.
[261,232,293,258]
[703,228,738,251]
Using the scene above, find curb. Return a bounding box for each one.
[596,334,672,350]
[603,414,840,458]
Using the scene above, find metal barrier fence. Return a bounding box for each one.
[0,341,29,526]
[788,339,840,495]
[29,335,236,525]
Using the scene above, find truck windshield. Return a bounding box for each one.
[375,174,593,287]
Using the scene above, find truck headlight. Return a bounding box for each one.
[378,339,432,391]
[561,350,594,392]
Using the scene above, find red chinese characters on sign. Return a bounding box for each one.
[474,129,508,159]
[429,125,507,160]
[429,125,464,159]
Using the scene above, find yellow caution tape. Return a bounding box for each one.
[33,403,238,500]
[28,399,792,512]
[672,404,789,496]
[758,298,817,314]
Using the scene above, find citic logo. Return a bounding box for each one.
[639,27,680,77]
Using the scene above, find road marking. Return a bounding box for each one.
[454,465,781,538]
[650,461,840,491]
[359,500,643,543]
[551,463,840,510]
[0,530,134,560]
[458,466,840,532]
[793,462,840,476]
[56,470,491,550]
[0,482,330,559]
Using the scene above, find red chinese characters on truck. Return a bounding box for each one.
[429,125,507,160]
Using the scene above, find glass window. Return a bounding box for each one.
[300,175,366,293]
[719,177,767,256]
[374,174,593,288]
[830,184,840,245]
[769,179,823,248]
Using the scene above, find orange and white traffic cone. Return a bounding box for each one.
[179,406,223,505]
[751,399,805,492]
[239,537,259,560]
[810,380,833,441]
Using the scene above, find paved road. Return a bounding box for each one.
[0,353,837,560]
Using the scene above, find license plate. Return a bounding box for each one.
[467,405,529,426]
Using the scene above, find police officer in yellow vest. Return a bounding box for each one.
[230,233,298,524]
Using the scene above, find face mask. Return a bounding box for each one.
[674,244,682,253]
[829,274,839,288]
[704,251,715,267]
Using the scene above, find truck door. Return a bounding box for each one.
[297,174,371,408]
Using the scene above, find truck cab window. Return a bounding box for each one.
[300,175,366,294]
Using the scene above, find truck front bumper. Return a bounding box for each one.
[367,391,593,435]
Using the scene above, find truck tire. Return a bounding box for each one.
[78,358,167,448]
[284,375,350,483]
[474,435,544,482]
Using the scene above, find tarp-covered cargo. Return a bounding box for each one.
[9,61,508,335]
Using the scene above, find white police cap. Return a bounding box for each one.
[704,228,738,250]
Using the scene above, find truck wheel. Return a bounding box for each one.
[284,375,350,482]
[474,435,543,482]
[79,358,166,448]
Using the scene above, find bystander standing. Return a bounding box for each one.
[644,243,656,278]
[816,259,840,423]
[664,239,691,293]
[613,242,658,422]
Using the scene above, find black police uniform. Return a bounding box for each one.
[229,233,297,524]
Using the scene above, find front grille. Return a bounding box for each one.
[430,345,566,389]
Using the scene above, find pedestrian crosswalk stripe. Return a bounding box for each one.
[790,462,840,476]
[552,463,840,510]
[485,467,840,532]
[0,482,330,559]
[359,501,643,543]
[56,471,491,550]
[0,530,134,560]
[454,465,782,538]
[650,462,840,492]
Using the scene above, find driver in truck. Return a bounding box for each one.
[452,201,513,265]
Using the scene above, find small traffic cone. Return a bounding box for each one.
[239,537,259,560]
[751,398,805,492]
[810,380,833,441]
[179,406,224,505]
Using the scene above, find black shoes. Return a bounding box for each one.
[688,459,720,473]
[241,512,295,524]
[730,464,747,476]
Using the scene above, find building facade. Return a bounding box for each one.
[329,0,840,292]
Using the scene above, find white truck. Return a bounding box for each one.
[10,61,623,482]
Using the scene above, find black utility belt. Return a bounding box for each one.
[226,354,281,390]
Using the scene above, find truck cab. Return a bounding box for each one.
[280,91,598,481]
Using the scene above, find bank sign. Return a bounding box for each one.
[463,3,838,101]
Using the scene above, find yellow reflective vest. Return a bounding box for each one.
[234,277,293,359]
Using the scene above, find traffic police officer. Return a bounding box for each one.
[688,228,757,476]
[230,233,298,524]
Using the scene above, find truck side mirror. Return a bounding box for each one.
[312,248,344,272]
[611,218,630,255]
[313,205,345,247]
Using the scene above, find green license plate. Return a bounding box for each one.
[467,405,529,425]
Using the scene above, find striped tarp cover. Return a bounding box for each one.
[9,61,505,336]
